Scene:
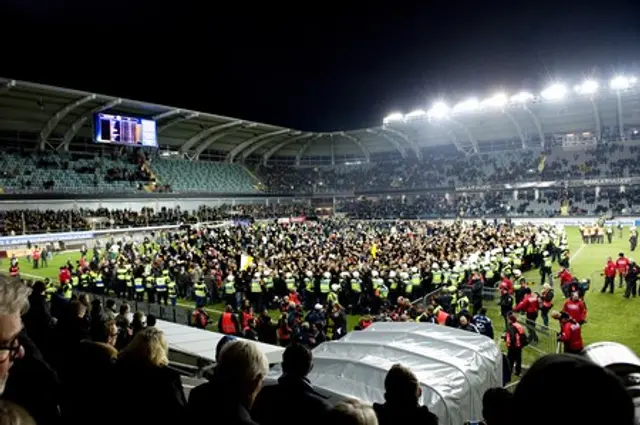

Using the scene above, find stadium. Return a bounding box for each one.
[2,71,640,425]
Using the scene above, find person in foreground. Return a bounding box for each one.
[213,339,269,425]
[114,327,186,425]
[252,343,329,425]
[187,335,236,422]
[372,364,438,425]
[1,277,61,425]
[513,354,634,425]
[327,399,378,425]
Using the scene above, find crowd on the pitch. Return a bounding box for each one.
[12,219,589,362]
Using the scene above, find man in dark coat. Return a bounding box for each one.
[373,364,438,425]
[252,344,329,425]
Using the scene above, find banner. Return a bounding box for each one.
[538,154,547,173]
[277,216,307,224]
[0,231,95,247]
[240,254,254,271]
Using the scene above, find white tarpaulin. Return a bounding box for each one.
[156,319,284,364]
[305,322,502,425]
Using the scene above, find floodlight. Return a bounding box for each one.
[510,92,533,103]
[575,80,599,95]
[404,109,426,120]
[453,98,480,113]
[541,83,567,100]
[427,102,449,119]
[610,76,634,91]
[482,93,508,108]
[383,112,404,124]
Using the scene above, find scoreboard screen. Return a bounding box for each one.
[94,113,158,148]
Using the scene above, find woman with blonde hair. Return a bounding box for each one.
[326,399,378,425]
[115,327,186,425]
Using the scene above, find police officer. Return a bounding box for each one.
[193,279,208,307]
[155,272,168,305]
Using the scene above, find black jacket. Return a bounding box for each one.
[3,331,62,425]
[114,359,186,425]
[252,375,330,425]
[188,374,259,425]
[373,401,439,425]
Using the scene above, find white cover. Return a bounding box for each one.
[305,322,502,425]
[156,319,284,364]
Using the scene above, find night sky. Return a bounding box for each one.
[1,1,639,132]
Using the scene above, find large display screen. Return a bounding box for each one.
[94,113,158,148]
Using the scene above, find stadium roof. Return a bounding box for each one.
[1,77,639,164]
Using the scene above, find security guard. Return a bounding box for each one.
[60,280,73,300]
[456,290,470,314]
[224,275,237,309]
[319,272,332,304]
[134,275,145,301]
[284,272,297,294]
[125,265,134,300]
[145,273,156,303]
[167,278,178,307]
[193,279,208,307]
[80,272,90,291]
[116,264,127,299]
[93,271,105,295]
[155,273,168,305]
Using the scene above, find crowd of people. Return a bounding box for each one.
[0,272,634,425]
[255,142,640,194]
[11,217,593,370]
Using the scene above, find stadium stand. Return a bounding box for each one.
[2,75,640,425]
[148,158,259,194]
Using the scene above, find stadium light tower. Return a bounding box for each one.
[427,102,449,119]
[453,98,480,113]
[541,83,567,101]
[610,76,635,91]
[404,109,426,120]
[383,112,404,125]
[575,79,599,95]
[510,91,533,103]
[482,93,508,108]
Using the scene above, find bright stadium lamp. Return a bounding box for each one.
[383,112,404,124]
[610,76,634,91]
[541,83,567,100]
[575,79,599,95]
[427,102,449,119]
[405,109,426,120]
[510,91,533,103]
[482,93,508,108]
[453,98,480,113]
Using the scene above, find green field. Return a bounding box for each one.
[10,227,640,355]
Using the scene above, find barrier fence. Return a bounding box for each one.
[72,290,197,327]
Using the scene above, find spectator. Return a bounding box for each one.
[513,354,634,425]
[187,335,236,422]
[481,388,512,425]
[104,299,117,321]
[327,399,378,425]
[373,364,438,425]
[146,314,157,327]
[115,327,186,425]
[207,339,269,425]
[1,278,61,425]
[62,320,118,425]
[252,344,329,425]
[0,400,36,425]
[21,281,55,358]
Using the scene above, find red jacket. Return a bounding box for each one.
[616,257,630,275]
[558,270,573,286]
[59,268,71,283]
[604,261,617,278]
[563,299,587,323]
[499,278,514,295]
[559,320,584,352]
[515,293,540,314]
